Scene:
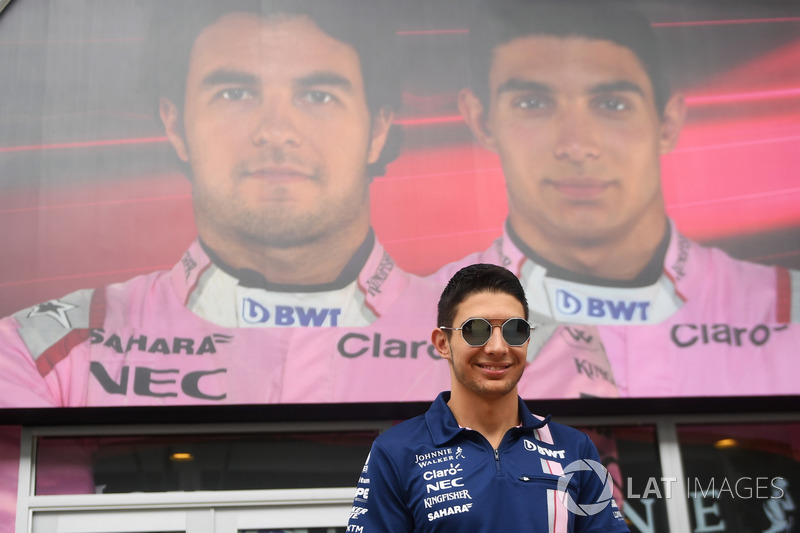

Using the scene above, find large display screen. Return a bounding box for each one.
[1,0,799,408]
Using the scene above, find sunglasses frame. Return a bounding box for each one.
[439,317,533,347]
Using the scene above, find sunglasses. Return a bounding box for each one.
[439,317,533,347]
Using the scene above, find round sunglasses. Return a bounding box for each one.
[439,317,533,347]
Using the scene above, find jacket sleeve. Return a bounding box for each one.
[575,433,630,532]
[347,440,414,532]
[0,314,62,408]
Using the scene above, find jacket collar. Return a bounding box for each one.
[425,391,550,447]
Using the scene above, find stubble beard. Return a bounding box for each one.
[192,159,370,250]
[450,357,520,399]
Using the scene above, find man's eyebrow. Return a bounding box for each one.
[495,78,552,97]
[589,80,645,97]
[295,71,354,91]
[201,69,258,87]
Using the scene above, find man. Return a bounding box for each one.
[348,264,629,532]
[437,0,800,396]
[0,2,447,530]
[0,0,450,409]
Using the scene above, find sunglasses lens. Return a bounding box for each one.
[461,318,492,346]
[502,318,531,346]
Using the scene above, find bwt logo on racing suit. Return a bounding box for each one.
[242,298,342,326]
[555,289,650,322]
[524,439,566,460]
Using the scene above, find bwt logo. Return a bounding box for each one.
[242,299,342,326]
[555,290,650,322]
[524,439,566,459]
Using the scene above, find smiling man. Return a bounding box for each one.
[434,0,800,397]
[348,264,629,532]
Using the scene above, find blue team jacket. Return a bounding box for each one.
[347,392,630,532]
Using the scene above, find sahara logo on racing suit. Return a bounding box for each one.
[89,330,233,400]
[89,329,232,355]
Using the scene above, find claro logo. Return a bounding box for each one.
[671,324,788,348]
[338,333,441,359]
[555,290,650,322]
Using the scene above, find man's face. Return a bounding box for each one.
[161,13,391,249]
[460,36,683,247]
[434,291,528,400]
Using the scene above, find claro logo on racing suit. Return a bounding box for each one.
[338,333,441,359]
[555,289,650,322]
[241,298,342,326]
[671,324,789,348]
[88,329,232,400]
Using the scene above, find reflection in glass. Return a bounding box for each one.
[678,422,800,533]
[35,431,376,494]
[575,425,668,533]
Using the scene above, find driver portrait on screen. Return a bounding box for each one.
[0,0,447,408]
[0,0,628,413]
[437,0,800,396]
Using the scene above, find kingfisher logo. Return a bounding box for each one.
[554,289,650,322]
[241,298,342,326]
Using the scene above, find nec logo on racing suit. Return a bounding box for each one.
[555,289,650,322]
[89,330,232,401]
[242,298,342,326]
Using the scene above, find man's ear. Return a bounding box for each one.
[367,109,394,164]
[659,93,686,154]
[159,97,189,162]
[458,88,498,153]
[431,328,452,361]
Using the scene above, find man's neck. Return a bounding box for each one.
[200,223,372,287]
[509,212,668,282]
[447,388,520,449]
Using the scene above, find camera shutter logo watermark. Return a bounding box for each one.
[556,459,614,516]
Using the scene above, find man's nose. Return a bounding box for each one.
[553,109,600,162]
[251,98,301,148]
[483,325,508,355]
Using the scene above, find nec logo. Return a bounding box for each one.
[242,298,342,326]
[555,290,650,322]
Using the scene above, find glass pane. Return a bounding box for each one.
[574,425,669,533]
[35,431,376,495]
[678,422,800,533]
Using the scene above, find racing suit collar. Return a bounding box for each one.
[198,229,376,293]
[506,219,671,288]
[425,391,550,447]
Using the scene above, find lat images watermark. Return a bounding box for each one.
[556,459,617,516]
[626,476,787,500]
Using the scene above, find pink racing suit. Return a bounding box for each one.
[433,220,800,397]
[0,234,620,531]
[0,234,619,408]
